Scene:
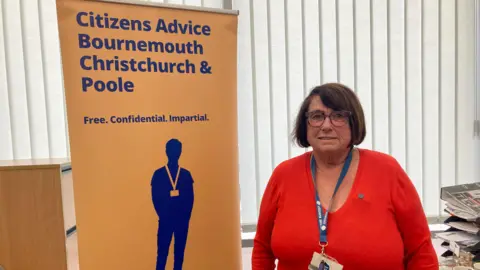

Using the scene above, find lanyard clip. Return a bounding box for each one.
[320,242,328,254]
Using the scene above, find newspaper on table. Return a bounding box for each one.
[441,183,480,220]
[446,221,480,235]
[436,231,480,248]
[435,183,480,259]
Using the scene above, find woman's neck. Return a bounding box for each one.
[313,147,352,169]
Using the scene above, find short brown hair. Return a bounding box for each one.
[292,83,366,148]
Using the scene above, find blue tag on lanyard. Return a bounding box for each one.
[310,148,353,245]
[319,261,330,270]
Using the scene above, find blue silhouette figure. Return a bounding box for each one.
[151,139,195,270]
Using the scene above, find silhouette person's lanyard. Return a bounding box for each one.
[310,148,353,254]
[166,165,181,197]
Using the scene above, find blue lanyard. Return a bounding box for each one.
[310,148,353,246]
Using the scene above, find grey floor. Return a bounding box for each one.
[65,233,255,270]
[66,232,446,270]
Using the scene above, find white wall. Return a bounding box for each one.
[0,0,478,225]
[234,0,478,224]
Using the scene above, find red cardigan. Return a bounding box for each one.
[252,149,438,270]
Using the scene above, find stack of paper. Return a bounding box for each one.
[435,183,480,263]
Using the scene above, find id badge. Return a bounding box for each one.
[170,190,179,197]
[309,252,343,270]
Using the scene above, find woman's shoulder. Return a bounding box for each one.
[357,148,410,191]
[358,148,403,172]
[271,152,310,177]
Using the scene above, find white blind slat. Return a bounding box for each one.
[22,0,50,159]
[389,0,406,170]
[166,0,183,5]
[457,0,476,185]
[423,0,440,217]
[405,0,424,199]
[184,0,202,6]
[338,0,355,89]
[235,0,258,224]
[252,1,273,195]
[39,0,69,158]
[286,0,306,158]
[372,0,389,154]
[269,1,289,168]
[321,0,338,83]
[303,0,321,91]
[0,1,13,160]
[202,0,224,8]
[355,0,373,151]
[439,0,457,214]
[3,0,32,159]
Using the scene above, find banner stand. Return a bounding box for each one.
[55,0,241,269]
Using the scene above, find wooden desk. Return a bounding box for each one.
[0,159,76,270]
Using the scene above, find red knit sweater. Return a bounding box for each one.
[252,149,438,270]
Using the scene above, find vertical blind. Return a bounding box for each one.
[0,0,69,160]
[233,0,477,224]
[0,0,224,160]
[0,0,478,226]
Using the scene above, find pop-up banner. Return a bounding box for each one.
[55,0,241,269]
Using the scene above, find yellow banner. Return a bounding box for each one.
[55,0,241,269]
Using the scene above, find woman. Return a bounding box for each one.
[252,83,438,270]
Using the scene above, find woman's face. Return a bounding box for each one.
[306,96,352,153]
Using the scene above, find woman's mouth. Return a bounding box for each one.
[319,137,336,140]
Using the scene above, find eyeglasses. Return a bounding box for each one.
[305,110,351,127]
